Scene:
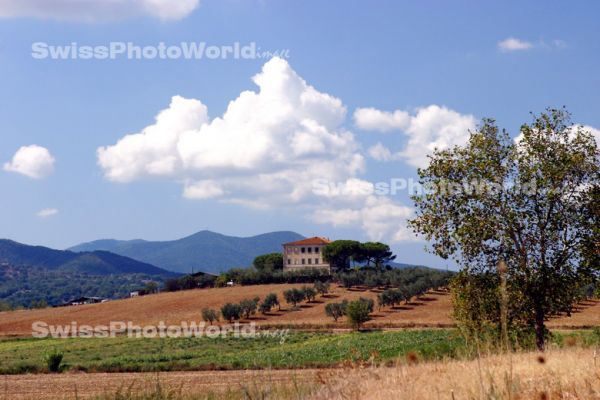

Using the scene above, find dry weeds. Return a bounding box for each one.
[311,347,600,400]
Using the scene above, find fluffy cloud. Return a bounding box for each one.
[356,105,477,168]
[497,37,534,52]
[99,57,363,205]
[183,180,225,200]
[368,142,396,162]
[37,208,59,218]
[3,145,55,179]
[0,0,200,21]
[98,57,428,243]
[314,196,419,243]
[354,108,410,132]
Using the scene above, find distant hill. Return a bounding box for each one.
[0,239,177,307]
[69,231,306,274]
[0,239,175,276]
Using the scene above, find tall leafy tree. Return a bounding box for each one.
[582,185,600,275]
[409,109,599,350]
[358,242,396,269]
[322,240,361,270]
[252,253,283,271]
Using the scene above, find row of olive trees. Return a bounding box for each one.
[202,293,281,323]
[376,283,432,311]
[202,281,332,323]
[283,281,331,309]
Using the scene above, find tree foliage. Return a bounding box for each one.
[346,299,372,330]
[283,288,306,308]
[220,303,242,322]
[322,240,362,270]
[409,109,600,350]
[239,297,260,319]
[201,308,219,324]
[260,293,279,314]
[252,253,284,272]
[325,301,348,322]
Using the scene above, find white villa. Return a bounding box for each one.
[282,237,332,272]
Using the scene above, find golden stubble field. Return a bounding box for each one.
[0,284,598,336]
[1,348,599,399]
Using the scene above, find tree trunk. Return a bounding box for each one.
[535,306,546,351]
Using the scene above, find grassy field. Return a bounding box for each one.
[1,342,600,399]
[1,329,599,375]
[0,330,465,374]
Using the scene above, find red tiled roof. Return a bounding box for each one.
[283,237,332,246]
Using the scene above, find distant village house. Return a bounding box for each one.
[283,237,332,272]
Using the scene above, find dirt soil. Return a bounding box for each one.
[0,284,598,337]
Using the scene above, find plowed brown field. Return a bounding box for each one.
[0,284,598,337]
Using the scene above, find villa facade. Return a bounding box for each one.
[282,237,332,272]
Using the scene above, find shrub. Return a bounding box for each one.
[201,308,219,324]
[284,288,306,309]
[314,281,330,296]
[302,286,317,302]
[346,300,372,330]
[358,297,374,313]
[44,350,64,373]
[220,303,242,322]
[260,293,279,314]
[239,297,260,319]
[325,301,348,322]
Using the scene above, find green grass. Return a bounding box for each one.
[1,328,597,375]
[0,330,465,374]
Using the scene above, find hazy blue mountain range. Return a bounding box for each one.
[0,239,174,276]
[69,230,306,274]
[0,239,178,307]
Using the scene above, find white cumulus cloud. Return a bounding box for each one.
[98,57,427,244]
[356,105,477,168]
[498,37,534,52]
[37,208,59,218]
[368,142,396,162]
[183,180,225,200]
[98,57,363,206]
[4,145,55,179]
[0,0,200,21]
[354,108,410,132]
[314,196,419,243]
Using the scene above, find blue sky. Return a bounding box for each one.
[0,0,599,269]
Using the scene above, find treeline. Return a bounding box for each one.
[161,265,452,298]
[0,264,167,309]
[162,268,331,292]
[337,267,452,291]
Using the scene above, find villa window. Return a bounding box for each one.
[287,259,291,265]
[301,247,305,253]
[302,258,306,264]
[315,258,319,264]
[315,247,320,253]
[308,258,312,264]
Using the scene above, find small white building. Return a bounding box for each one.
[282,237,332,272]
